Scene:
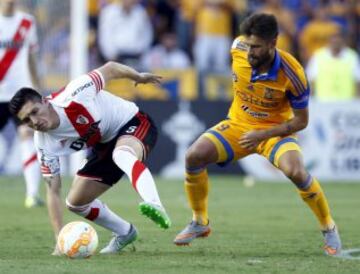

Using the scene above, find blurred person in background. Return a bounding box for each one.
[193,0,235,74]
[141,32,190,70]
[175,0,198,58]
[306,30,360,101]
[98,0,153,68]
[299,4,341,64]
[146,0,177,45]
[256,0,296,55]
[0,0,42,208]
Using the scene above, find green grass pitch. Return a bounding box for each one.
[0,176,360,274]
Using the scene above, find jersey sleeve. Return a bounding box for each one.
[38,149,60,177]
[34,132,60,177]
[50,70,105,106]
[284,65,310,109]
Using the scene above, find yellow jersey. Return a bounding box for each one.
[228,36,310,129]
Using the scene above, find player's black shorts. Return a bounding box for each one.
[77,111,157,186]
[0,102,21,130]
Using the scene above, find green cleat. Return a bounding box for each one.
[138,202,171,229]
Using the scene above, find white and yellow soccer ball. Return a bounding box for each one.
[57,221,98,259]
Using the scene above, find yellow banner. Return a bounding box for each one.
[106,68,198,100]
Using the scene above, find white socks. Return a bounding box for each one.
[20,138,41,198]
[66,199,131,236]
[112,146,163,207]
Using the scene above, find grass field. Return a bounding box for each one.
[1,176,360,274]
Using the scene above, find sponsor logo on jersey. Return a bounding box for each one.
[76,115,89,125]
[70,120,101,151]
[71,81,94,97]
[237,90,279,108]
[241,105,269,118]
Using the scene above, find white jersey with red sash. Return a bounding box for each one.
[0,11,38,102]
[35,70,139,177]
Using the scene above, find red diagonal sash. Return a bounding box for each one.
[0,18,32,81]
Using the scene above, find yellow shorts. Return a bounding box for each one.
[203,119,301,167]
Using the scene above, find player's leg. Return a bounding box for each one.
[18,125,43,208]
[66,176,137,254]
[275,146,341,255]
[174,120,248,245]
[173,136,217,245]
[112,112,171,229]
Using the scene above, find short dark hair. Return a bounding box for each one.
[240,13,279,41]
[9,87,42,116]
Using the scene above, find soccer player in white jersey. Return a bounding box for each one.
[0,0,42,208]
[9,61,171,255]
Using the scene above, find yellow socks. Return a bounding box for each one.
[298,178,334,230]
[185,169,209,225]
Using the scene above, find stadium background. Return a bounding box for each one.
[0,0,360,182]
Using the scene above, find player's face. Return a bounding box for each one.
[1,0,16,13]
[18,100,54,132]
[244,35,276,69]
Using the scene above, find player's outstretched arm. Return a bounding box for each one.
[44,174,63,248]
[97,61,162,86]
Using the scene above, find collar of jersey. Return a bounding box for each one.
[250,50,281,82]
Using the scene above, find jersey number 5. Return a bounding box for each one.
[125,126,137,134]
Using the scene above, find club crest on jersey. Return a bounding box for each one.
[76,115,89,125]
[264,88,275,99]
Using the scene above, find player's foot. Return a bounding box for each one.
[99,224,138,254]
[322,225,341,256]
[174,220,211,246]
[138,202,171,229]
[24,196,44,208]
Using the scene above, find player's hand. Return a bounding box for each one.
[239,130,267,150]
[135,73,162,86]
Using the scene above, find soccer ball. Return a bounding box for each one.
[57,221,98,259]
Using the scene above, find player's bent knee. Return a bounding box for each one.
[185,146,207,167]
[282,165,308,184]
[65,198,90,215]
[186,139,217,167]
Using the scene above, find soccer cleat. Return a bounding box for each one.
[138,202,171,229]
[322,225,342,256]
[24,196,44,208]
[99,224,138,254]
[174,220,211,246]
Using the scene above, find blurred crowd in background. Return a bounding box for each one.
[21,0,360,101]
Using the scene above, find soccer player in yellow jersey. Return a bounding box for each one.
[173,13,341,256]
